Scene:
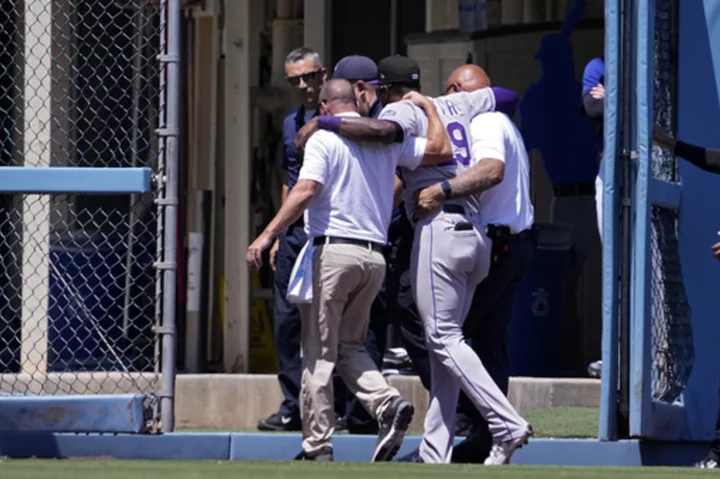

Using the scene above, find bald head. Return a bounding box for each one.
[319,79,358,115]
[446,64,491,93]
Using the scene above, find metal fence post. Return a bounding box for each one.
[159,0,181,433]
[0,0,166,434]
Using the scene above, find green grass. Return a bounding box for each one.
[178,407,602,439]
[523,407,599,438]
[0,460,714,479]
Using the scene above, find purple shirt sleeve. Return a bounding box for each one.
[491,87,519,117]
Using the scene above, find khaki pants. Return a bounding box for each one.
[300,243,400,455]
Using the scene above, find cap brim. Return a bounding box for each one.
[335,77,380,85]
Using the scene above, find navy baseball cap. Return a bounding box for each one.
[377,55,421,87]
[332,55,379,84]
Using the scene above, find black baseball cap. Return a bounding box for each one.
[332,55,379,84]
[377,55,421,87]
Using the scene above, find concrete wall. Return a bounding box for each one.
[174,374,600,434]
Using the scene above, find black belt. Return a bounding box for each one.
[313,236,385,253]
[443,204,466,214]
[443,205,533,241]
[486,224,535,242]
[511,229,534,242]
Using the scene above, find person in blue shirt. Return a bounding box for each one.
[258,47,328,433]
[580,56,605,380]
[580,55,605,238]
[581,57,605,124]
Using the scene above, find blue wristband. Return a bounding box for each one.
[318,115,342,132]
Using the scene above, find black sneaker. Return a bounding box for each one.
[382,348,416,375]
[335,415,349,434]
[294,447,333,462]
[257,412,301,432]
[454,414,473,437]
[451,436,491,464]
[371,396,414,462]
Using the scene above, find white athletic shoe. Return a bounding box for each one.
[483,425,533,466]
[696,456,719,468]
[587,360,602,378]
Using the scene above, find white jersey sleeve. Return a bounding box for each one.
[395,137,427,171]
[445,88,497,120]
[298,132,333,185]
[470,112,507,165]
[378,100,422,138]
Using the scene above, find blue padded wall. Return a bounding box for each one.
[677,1,720,441]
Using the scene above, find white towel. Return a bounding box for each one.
[286,239,314,304]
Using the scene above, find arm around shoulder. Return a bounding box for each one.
[408,96,452,165]
[319,115,403,144]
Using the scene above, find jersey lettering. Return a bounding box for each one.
[395,97,483,220]
[444,99,459,117]
[447,121,471,166]
[437,98,461,118]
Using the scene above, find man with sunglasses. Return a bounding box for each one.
[259,47,328,433]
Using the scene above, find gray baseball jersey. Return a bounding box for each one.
[378,89,493,221]
[380,89,530,463]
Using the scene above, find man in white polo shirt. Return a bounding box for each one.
[445,66,536,465]
[246,78,453,462]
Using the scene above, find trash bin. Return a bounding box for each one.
[48,231,128,372]
[509,223,573,377]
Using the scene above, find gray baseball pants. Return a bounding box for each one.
[411,208,530,464]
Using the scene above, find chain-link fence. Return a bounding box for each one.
[0,0,178,432]
[649,0,694,403]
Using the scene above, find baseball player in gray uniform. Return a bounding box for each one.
[377,56,531,465]
[416,64,537,465]
[306,55,532,465]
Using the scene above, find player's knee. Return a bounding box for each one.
[424,323,465,349]
[423,328,446,352]
[337,342,364,361]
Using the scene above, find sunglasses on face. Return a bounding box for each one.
[287,69,321,87]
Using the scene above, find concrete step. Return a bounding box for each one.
[176,374,600,434]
